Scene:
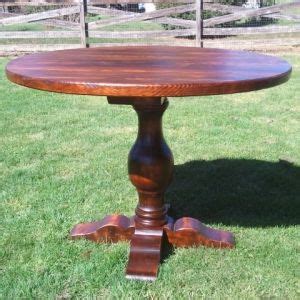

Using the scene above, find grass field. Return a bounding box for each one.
[0,52,299,299]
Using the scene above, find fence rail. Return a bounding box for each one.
[0,0,198,5]
[0,0,299,53]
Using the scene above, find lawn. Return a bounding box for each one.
[0,52,299,299]
[0,17,164,45]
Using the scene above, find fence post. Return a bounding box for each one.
[80,0,88,48]
[196,0,203,47]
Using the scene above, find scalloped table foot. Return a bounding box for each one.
[71,215,165,281]
[70,214,135,243]
[164,217,235,249]
[126,229,164,281]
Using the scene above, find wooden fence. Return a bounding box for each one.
[0,0,299,53]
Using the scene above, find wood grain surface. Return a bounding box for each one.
[6,46,291,98]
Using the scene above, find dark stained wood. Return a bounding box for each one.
[6,46,291,97]
[6,48,291,281]
[164,217,234,248]
[126,229,164,281]
[70,97,234,280]
[70,215,135,242]
[70,214,234,248]
[128,98,173,229]
[70,214,234,280]
[118,97,171,280]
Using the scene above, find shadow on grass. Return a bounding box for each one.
[166,159,300,227]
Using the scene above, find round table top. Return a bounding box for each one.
[6,46,291,98]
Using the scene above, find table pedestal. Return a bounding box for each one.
[71,97,234,281]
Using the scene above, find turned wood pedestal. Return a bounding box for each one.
[6,46,291,281]
[71,97,234,280]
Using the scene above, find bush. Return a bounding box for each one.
[156,1,277,31]
[156,3,224,30]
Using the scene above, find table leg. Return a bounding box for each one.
[70,97,234,281]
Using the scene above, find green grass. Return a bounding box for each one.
[0,53,299,299]
[0,23,47,32]
[0,20,163,45]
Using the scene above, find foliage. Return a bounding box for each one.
[156,1,277,31]
[23,5,79,23]
[156,3,224,30]
[218,0,275,5]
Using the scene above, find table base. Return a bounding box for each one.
[71,208,234,280]
[71,96,234,281]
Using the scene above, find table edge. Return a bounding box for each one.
[5,64,292,98]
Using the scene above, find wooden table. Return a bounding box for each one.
[6,46,292,281]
